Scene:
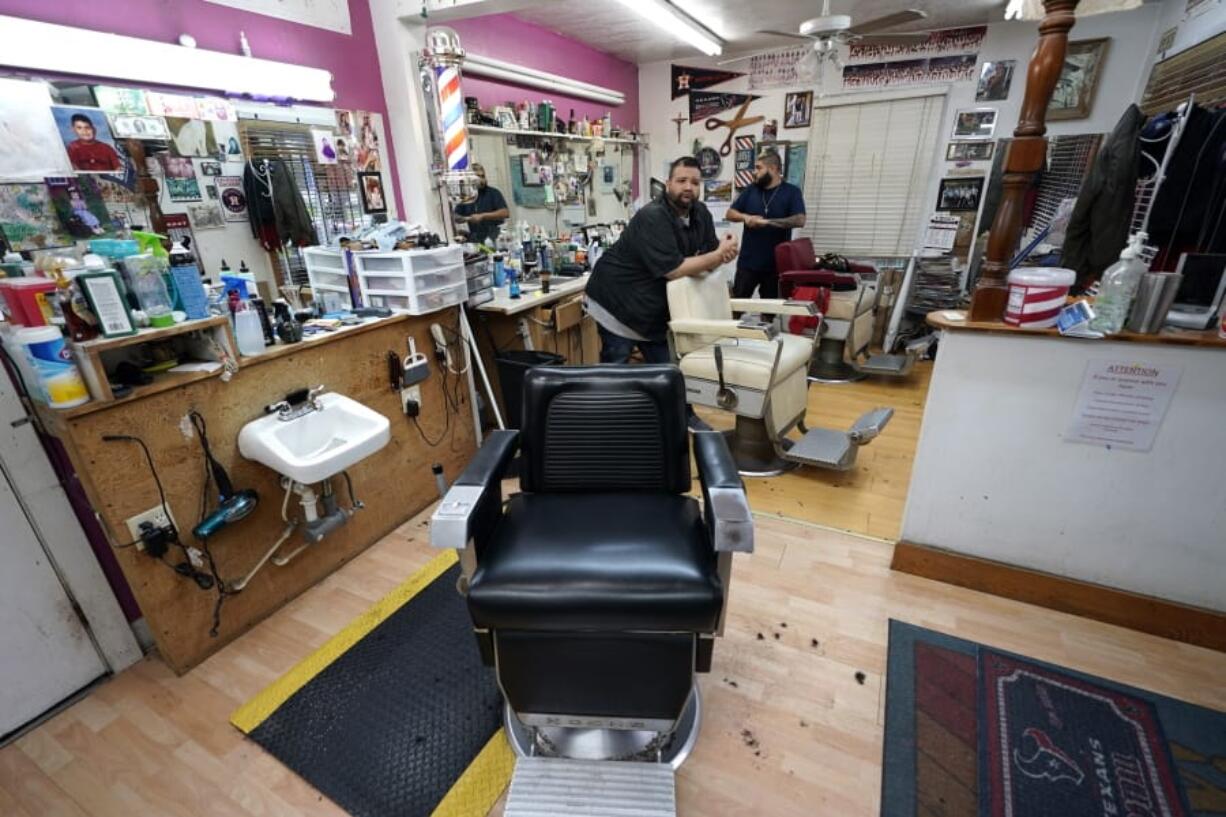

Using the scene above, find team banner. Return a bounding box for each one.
[689,91,758,123]
[671,64,744,99]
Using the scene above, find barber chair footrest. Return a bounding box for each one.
[786,427,856,471]
[505,757,676,816]
[860,352,914,377]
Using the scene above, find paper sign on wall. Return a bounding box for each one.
[1065,360,1182,452]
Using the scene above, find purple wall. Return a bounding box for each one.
[0,0,404,214]
[436,14,639,132]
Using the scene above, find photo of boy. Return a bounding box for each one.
[51,106,123,173]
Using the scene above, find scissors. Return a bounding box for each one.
[706,100,765,156]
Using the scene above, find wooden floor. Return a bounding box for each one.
[695,361,933,541]
[4,498,1225,816]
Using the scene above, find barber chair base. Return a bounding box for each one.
[503,685,702,770]
[722,417,798,478]
[809,338,867,384]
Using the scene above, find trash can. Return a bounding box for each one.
[495,350,564,428]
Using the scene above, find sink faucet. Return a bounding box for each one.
[271,385,328,421]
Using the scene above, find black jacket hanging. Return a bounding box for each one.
[243,160,318,251]
[1063,104,1143,290]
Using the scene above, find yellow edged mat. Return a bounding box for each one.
[231,550,514,816]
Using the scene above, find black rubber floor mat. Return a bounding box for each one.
[239,561,504,817]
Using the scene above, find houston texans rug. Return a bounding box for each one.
[881,620,1226,816]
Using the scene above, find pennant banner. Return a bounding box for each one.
[689,91,758,123]
[672,64,744,99]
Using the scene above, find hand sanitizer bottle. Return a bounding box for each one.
[1090,233,1149,335]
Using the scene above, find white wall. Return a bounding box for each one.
[1151,0,1226,59]
[637,5,1165,256]
[901,330,1226,612]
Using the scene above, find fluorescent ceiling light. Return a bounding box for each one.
[464,53,626,106]
[0,14,335,101]
[611,0,725,56]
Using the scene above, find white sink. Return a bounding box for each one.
[238,392,390,484]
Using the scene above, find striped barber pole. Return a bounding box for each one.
[435,64,469,171]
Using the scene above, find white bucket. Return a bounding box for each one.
[1005,267,1076,328]
[13,325,90,409]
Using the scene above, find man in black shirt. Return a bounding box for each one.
[454,162,509,246]
[586,156,739,363]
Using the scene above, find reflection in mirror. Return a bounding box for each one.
[462,132,636,245]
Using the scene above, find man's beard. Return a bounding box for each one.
[665,190,691,210]
[754,172,774,190]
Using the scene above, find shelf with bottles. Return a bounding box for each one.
[467,124,642,145]
[69,315,238,405]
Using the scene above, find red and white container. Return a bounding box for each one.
[1004,267,1075,328]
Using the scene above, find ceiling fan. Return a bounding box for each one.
[720,2,933,78]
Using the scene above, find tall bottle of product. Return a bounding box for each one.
[1089,233,1149,335]
[603,111,612,136]
[568,108,576,135]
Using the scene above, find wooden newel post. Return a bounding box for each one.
[969,0,1080,321]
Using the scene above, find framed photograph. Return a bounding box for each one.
[783,91,813,129]
[50,105,124,173]
[358,171,387,214]
[762,119,779,141]
[1049,38,1110,121]
[77,271,135,337]
[205,184,218,199]
[952,108,997,140]
[946,141,996,162]
[975,60,1015,102]
[495,106,518,130]
[936,176,985,212]
[200,161,222,176]
[165,116,217,158]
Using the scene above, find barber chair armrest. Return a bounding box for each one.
[729,298,819,318]
[692,431,754,553]
[430,429,520,551]
[670,318,776,342]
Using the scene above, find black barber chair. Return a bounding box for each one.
[432,365,752,775]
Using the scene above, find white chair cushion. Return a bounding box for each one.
[678,335,811,391]
[825,286,873,321]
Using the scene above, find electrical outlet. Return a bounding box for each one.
[125,505,176,549]
[401,385,422,415]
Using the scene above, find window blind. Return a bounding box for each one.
[238,120,362,284]
[800,91,945,257]
[1141,31,1226,115]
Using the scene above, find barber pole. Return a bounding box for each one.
[435,63,469,172]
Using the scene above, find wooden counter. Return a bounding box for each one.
[927,309,1226,348]
[475,273,590,316]
[37,312,477,673]
[468,274,600,426]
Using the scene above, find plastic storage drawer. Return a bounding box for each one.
[366,281,468,315]
[360,263,465,295]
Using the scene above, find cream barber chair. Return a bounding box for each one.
[668,272,894,475]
